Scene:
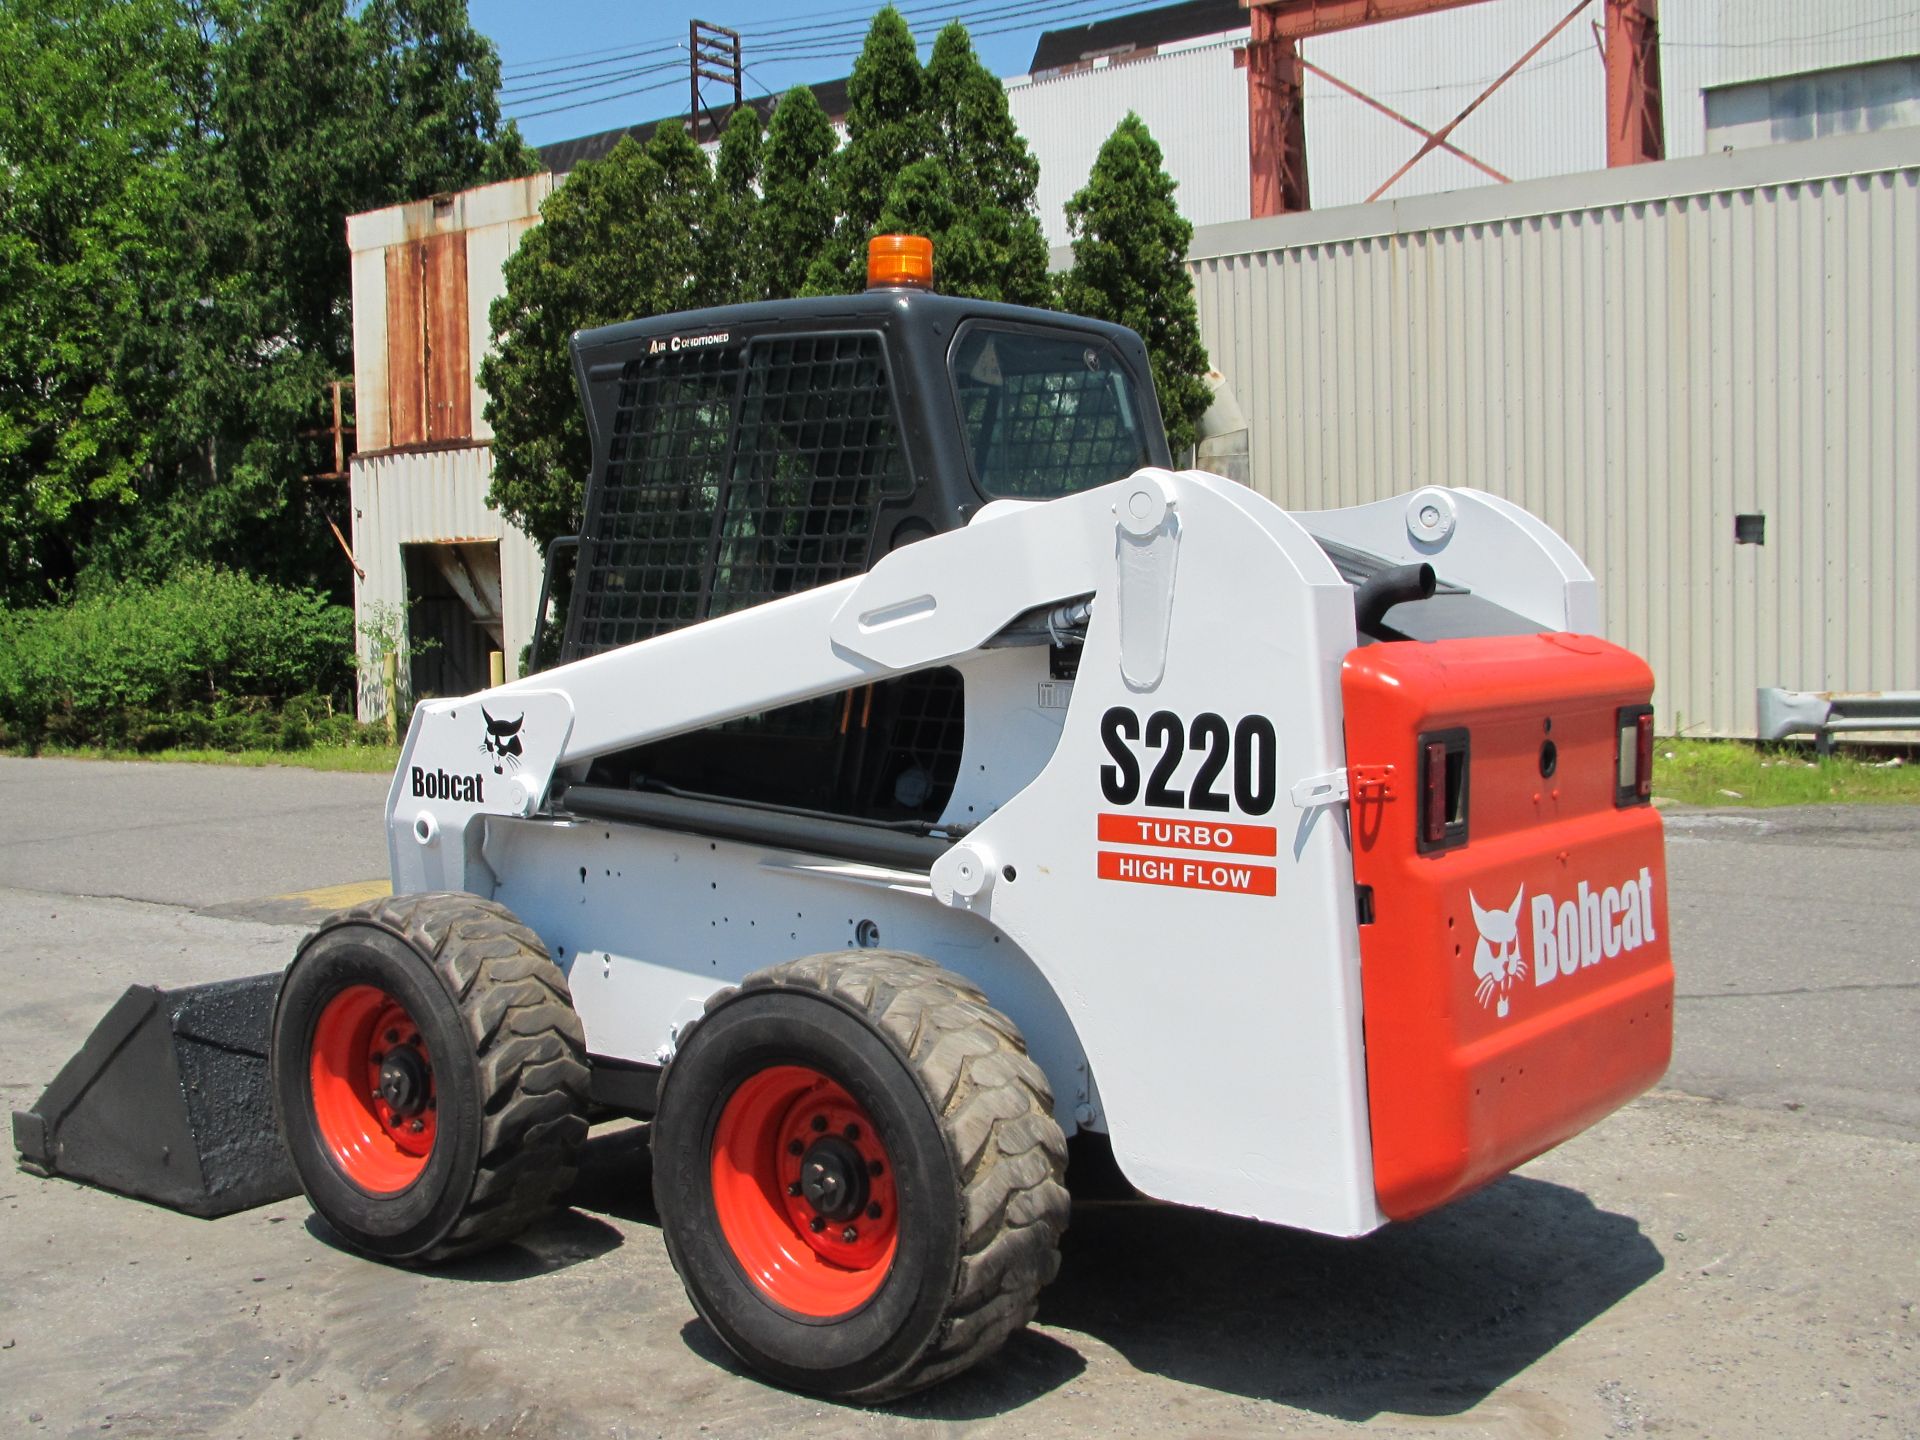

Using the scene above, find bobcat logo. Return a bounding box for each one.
[1470,886,1528,1018]
[480,709,524,775]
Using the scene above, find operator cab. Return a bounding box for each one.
[546,239,1169,825]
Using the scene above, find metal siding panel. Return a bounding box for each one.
[350,247,391,452]
[1187,131,1920,737]
[1009,39,1249,248]
[350,447,545,720]
[1299,0,1606,209]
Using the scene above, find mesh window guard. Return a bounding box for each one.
[567,333,907,658]
[952,326,1150,499]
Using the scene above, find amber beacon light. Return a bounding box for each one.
[867,234,934,290]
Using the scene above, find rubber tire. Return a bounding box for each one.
[652,951,1070,1403]
[271,892,590,1264]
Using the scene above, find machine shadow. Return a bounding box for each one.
[301,1205,625,1281]
[1040,1173,1664,1421]
[679,1317,1089,1417]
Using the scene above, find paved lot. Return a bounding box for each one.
[0,757,1914,1438]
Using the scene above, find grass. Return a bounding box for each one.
[1655,738,1919,808]
[23,744,403,774]
[13,738,1918,806]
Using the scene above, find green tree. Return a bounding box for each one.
[1056,114,1212,454]
[707,106,764,301]
[804,7,929,296]
[0,0,532,606]
[755,87,836,300]
[482,130,728,549]
[0,0,202,603]
[908,21,1049,304]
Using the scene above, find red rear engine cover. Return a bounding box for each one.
[1343,634,1674,1221]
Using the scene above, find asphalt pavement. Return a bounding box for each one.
[0,756,1914,1438]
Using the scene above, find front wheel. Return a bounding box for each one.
[271,893,589,1264]
[651,951,1070,1403]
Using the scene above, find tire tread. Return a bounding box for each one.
[727,949,1070,1402]
[305,892,589,1263]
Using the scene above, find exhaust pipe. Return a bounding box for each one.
[1354,562,1437,640]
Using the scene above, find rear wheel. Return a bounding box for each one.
[272,892,589,1264]
[652,951,1070,1403]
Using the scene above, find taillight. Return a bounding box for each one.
[1417,728,1470,853]
[1616,704,1655,806]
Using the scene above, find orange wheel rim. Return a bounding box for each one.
[309,984,437,1193]
[710,1065,899,1318]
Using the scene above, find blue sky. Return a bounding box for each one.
[468,0,1173,148]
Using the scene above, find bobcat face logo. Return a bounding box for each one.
[480,709,524,775]
[1470,886,1528,1018]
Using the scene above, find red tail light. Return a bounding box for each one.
[1417,729,1470,852]
[1423,742,1448,844]
[1616,705,1655,806]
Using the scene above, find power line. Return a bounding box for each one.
[502,0,1176,90]
[503,40,686,85]
[503,61,684,107]
[513,74,686,122]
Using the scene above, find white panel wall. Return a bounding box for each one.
[1664,0,1920,157]
[1009,36,1250,247]
[349,447,546,720]
[1008,1,1920,240]
[1298,0,1605,207]
[1187,129,1920,737]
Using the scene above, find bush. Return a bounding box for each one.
[0,568,357,751]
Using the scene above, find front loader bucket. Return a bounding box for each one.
[11,972,298,1218]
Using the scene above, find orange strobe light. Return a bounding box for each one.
[867,234,934,290]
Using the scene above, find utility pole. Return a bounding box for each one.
[689,19,743,144]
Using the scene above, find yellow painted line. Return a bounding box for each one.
[271,879,391,913]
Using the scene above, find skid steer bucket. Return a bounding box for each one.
[11,972,298,1218]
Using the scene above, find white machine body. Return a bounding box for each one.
[388,471,1597,1238]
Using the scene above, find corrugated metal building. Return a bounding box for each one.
[1008,0,1920,244]
[1188,127,1920,736]
[345,176,552,719]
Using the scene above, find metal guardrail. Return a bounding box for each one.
[1757,687,1920,752]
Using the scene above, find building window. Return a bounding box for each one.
[1705,56,1920,152]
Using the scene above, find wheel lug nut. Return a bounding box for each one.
[788,1139,804,1156]
[809,1216,826,1233]
[409,1119,425,1133]
[787,1182,802,1197]
[811,1115,827,1132]
[867,1203,882,1220]
[841,1226,859,1243]
[843,1123,860,1141]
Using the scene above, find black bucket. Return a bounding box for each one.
[12,972,299,1218]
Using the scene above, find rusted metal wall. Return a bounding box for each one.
[346,176,556,718]
[1187,128,1920,737]
[347,175,554,453]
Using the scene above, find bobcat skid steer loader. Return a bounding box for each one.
[23,236,1674,1403]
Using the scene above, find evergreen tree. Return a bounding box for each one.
[909,21,1049,304]
[482,130,727,549]
[706,106,763,302]
[804,7,929,295]
[641,121,722,307]
[755,86,837,300]
[1056,114,1211,455]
